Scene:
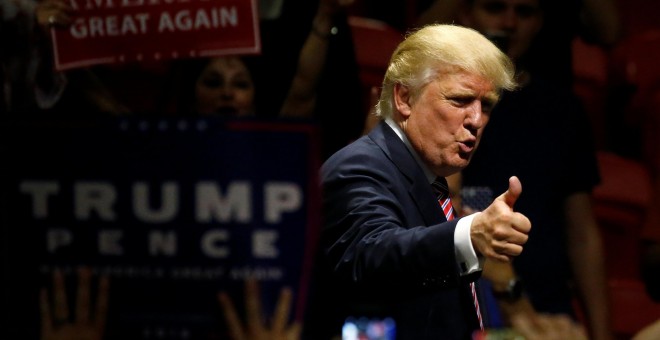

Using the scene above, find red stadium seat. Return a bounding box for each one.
[608,29,660,127]
[615,0,660,37]
[580,153,657,339]
[347,16,404,115]
[608,278,660,339]
[572,37,611,149]
[592,151,652,279]
[348,16,403,87]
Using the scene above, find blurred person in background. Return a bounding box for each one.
[456,1,613,339]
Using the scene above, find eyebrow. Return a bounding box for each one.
[483,92,499,105]
[448,90,499,103]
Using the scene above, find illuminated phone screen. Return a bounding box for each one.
[342,316,396,340]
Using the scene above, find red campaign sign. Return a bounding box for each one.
[51,0,261,71]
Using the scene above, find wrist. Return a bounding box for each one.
[311,14,337,39]
[491,277,524,301]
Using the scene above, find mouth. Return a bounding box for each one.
[458,140,476,154]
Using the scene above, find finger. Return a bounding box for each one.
[287,321,302,340]
[534,313,557,337]
[482,248,512,262]
[574,323,589,340]
[75,267,92,324]
[504,228,529,246]
[244,278,263,332]
[271,287,293,334]
[495,176,522,209]
[511,213,532,234]
[53,269,69,323]
[51,0,74,12]
[218,292,245,340]
[55,13,73,25]
[510,314,539,339]
[499,242,523,257]
[48,12,73,27]
[550,314,587,340]
[40,288,54,335]
[95,274,110,332]
[550,314,573,339]
[36,4,73,27]
[41,0,72,10]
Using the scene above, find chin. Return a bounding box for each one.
[458,152,472,162]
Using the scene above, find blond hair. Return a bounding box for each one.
[376,24,517,118]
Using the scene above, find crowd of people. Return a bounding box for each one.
[2,0,660,339]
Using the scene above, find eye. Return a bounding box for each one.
[232,79,253,90]
[450,96,474,107]
[515,4,540,18]
[201,75,222,88]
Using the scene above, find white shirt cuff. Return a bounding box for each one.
[454,212,484,276]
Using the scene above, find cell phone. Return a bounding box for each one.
[342,316,396,340]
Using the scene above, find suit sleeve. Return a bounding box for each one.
[320,145,463,289]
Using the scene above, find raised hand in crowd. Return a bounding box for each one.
[481,260,588,340]
[218,279,301,340]
[279,0,355,118]
[510,312,589,340]
[632,318,660,340]
[35,0,73,29]
[40,267,109,340]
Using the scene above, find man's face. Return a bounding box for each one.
[459,0,543,62]
[396,70,498,177]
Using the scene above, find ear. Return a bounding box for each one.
[393,83,412,118]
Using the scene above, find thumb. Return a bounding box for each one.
[496,176,522,209]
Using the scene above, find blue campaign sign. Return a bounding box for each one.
[0,117,322,339]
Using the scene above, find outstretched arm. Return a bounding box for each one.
[565,192,613,340]
[279,0,354,118]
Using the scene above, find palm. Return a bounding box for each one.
[42,324,103,340]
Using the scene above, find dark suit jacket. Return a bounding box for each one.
[303,121,481,340]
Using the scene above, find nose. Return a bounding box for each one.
[502,7,518,30]
[218,86,234,100]
[465,102,486,131]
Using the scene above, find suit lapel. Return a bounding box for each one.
[368,121,445,225]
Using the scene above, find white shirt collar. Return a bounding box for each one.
[384,118,436,184]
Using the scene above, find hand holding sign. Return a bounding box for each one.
[218,279,302,340]
[35,0,73,28]
[50,0,261,70]
[40,267,110,340]
[469,176,532,262]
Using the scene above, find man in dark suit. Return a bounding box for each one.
[303,24,532,339]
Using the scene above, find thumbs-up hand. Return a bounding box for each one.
[470,176,531,262]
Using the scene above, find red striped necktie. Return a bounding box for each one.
[432,177,484,331]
